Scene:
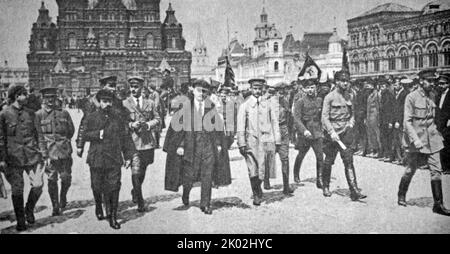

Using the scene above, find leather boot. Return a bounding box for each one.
[59,180,71,209]
[293,155,301,184]
[251,178,262,206]
[316,163,324,189]
[48,181,61,216]
[282,162,294,195]
[264,176,271,190]
[93,190,105,220]
[431,180,450,216]
[103,193,111,220]
[345,164,367,201]
[322,164,332,197]
[109,190,121,230]
[182,184,191,206]
[132,175,145,212]
[397,176,411,207]
[12,194,27,231]
[25,188,42,224]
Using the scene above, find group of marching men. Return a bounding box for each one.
[0,67,449,232]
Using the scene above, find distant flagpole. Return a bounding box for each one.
[226,17,230,57]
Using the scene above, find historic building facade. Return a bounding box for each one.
[191,26,215,81]
[0,61,29,99]
[347,1,450,79]
[214,6,344,89]
[27,0,191,96]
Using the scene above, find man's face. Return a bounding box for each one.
[16,91,29,106]
[393,82,401,91]
[251,85,263,98]
[100,98,113,110]
[305,85,316,97]
[193,86,207,102]
[422,79,434,93]
[129,81,142,98]
[438,81,450,92]
[380,84,387,91]
[336,80,350,91]
[103,81,117,93]
[44,96,56,108]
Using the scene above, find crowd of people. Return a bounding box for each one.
[0,67,449,233]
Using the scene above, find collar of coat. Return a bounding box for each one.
[124,95,151,111]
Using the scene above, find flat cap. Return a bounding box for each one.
[99,75,117,85]
[438,73,450,84]
[192,79,211,90]
[127,75,144,83]
[40,87,58,97]
[273,82,289,90]
[400,78,414,85]
[248,78,266,87]
[8,85,26,100]
[418,69,437,80]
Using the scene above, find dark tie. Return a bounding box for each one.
[136,98,140,110]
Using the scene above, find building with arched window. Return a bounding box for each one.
[347,1,450,78]
[27,1,191,94]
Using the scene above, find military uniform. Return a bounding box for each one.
[293,80,324,189]
[322,70,366,201]
[35,88,75,215]
[398,69,449,216]
[237,79,281,205]
[123,76,161,212]
[0,85,44,231]
[436,74,450,172]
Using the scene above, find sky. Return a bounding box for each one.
[0,0,433,67]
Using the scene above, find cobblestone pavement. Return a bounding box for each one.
[0,109,449,234]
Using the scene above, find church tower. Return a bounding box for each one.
[192,25,209,66]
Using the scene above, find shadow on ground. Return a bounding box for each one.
[173,196,251,212]
[407,197,433,208]
[0,206,47,223]
[1,209,85,234]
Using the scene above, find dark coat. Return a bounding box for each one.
[163,98,231,192]
[0,105,42,167]
[393,88,408,127]
[25,93,42,112]
[436,89,450,140]
[380,88,396,126]
[84,108,136,169]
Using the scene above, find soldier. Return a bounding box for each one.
[397,69,450,216]
[392,78,410,164]
[436,73,450,173]
[272,82,294,195]
[379,78,396,162]
[0,85,45,231]
[35,88,75,216]
[83,89,136,229]
[163,79,230,215]
[322,70,367,201]
[123,76,161,212]
[237,78,281,206]
[293,79,324,189]
[77,75,121,157]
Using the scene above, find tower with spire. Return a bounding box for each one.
[191,25,215,80]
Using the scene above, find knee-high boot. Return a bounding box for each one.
[431,179,450,216]
[12,194,27,231]
[316,161,324,189]
[282,161,294,195]
[322,163,332,197]
[108,190,121,230]
[397,175,411,207]
[48,181,60,216]
[132,175,145,212]
[293,154,302,183]
[93,190,104,220]
[25,187,42,224]
[59,180,71,209]
[250,177,262,206]
[345,164,367,201]
[182,183,192,206]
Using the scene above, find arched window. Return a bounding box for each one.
[443,42,450,66]
[108,33,116,49]
[373,51,380,72]
[171,37,177,49]
[274,42,279,53]
[68,33,77,49]
[413,46,424,68]
[427,44,438,67]
[363,53,368,73]
[146,33,154,48]
[274,61,279,72]
[387,49,396,70]
[118,33,125,48]
[352,54,359,73]
[400,48,409,70]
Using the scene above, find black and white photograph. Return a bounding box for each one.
[0,0,449,235]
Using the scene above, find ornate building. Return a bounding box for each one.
[347,1,450,79]
[214,6,344,89]
[0,61,29,99]
[191,26,215,81]
[27,0,191,96]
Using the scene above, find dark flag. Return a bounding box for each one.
[342,45,349,71]
[224,56,235,88]
[298,53,322,80]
